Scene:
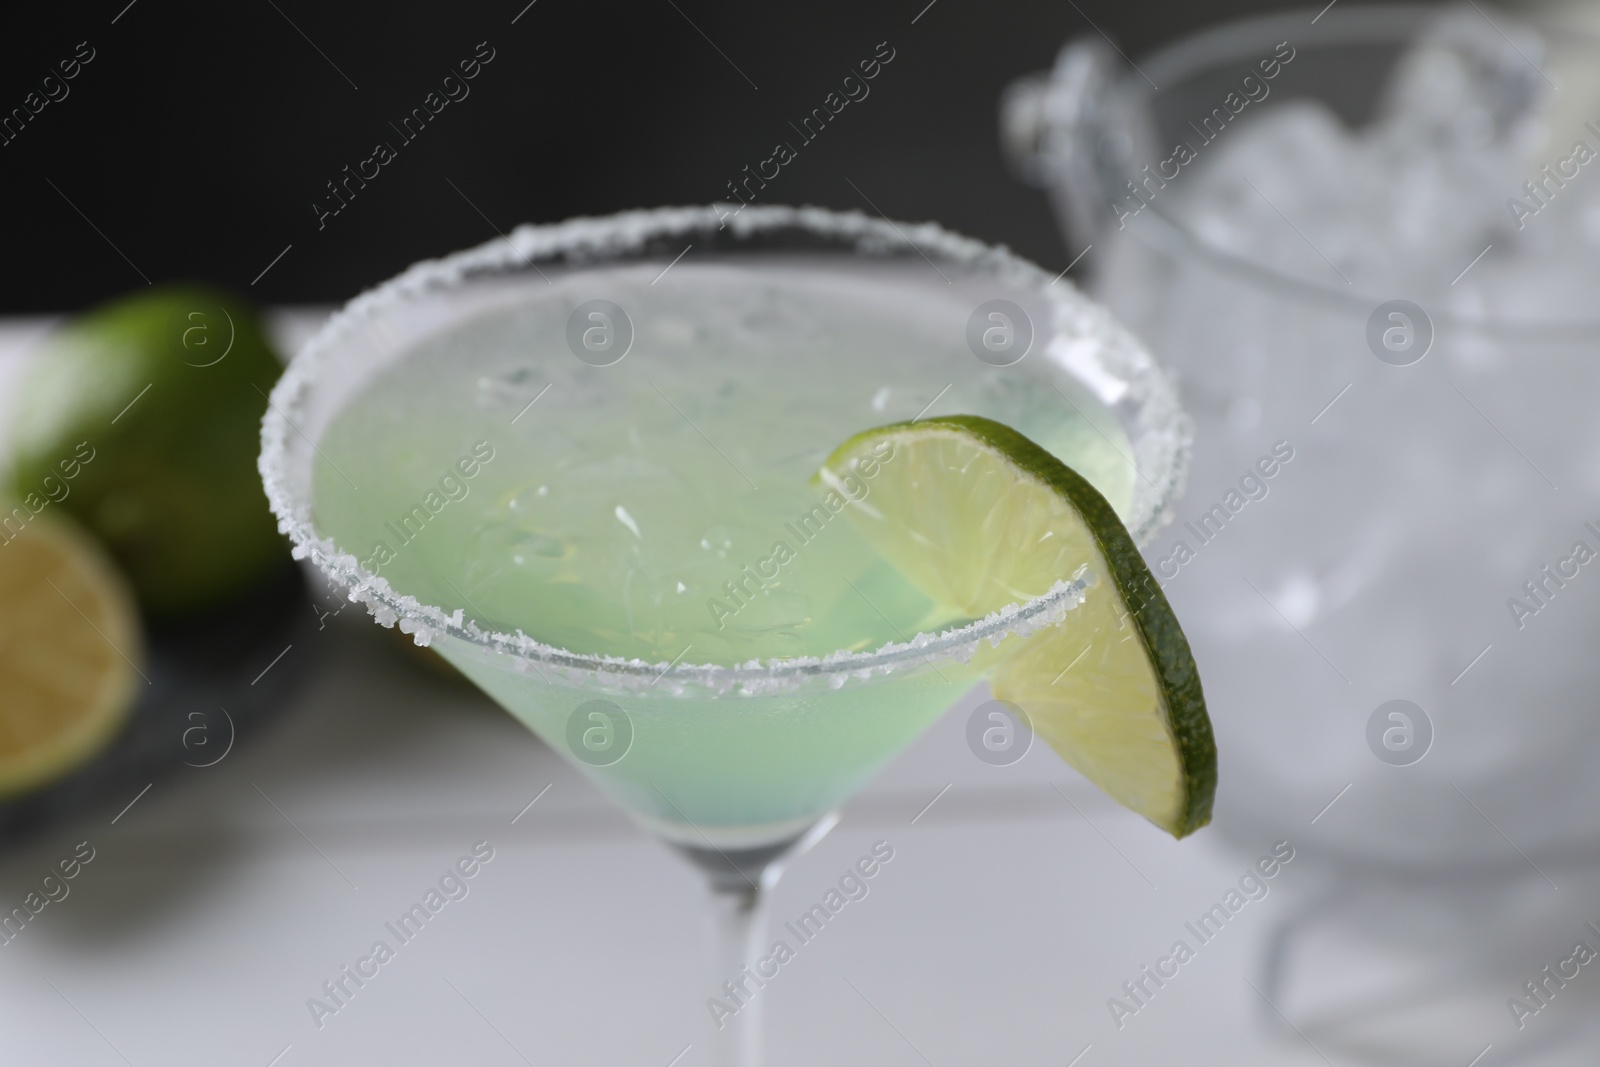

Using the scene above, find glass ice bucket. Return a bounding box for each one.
[1005,4,1600,879]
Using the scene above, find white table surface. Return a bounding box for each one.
[0,312,1587,1067]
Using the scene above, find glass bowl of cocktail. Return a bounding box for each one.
[259,204,1213,1063]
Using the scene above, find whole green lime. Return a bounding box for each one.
[10,286,288,617]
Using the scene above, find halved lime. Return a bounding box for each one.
[0,512,141,795]
[817,415,1215,837]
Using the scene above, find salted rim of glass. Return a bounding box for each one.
[260,204,1190,696]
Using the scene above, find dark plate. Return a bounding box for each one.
[0,562,319,843]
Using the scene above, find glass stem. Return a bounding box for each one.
[682,814,837,1067]
[706,882,771,1067]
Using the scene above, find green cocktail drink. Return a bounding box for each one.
[310,260,1135,844]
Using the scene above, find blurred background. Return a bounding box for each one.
[4,0,1600,1065]
[3,0,1307,313]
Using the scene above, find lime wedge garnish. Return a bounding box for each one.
[0,513,140,794]
[817,415,1215,837]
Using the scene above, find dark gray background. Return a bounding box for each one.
[1,0,1309,312]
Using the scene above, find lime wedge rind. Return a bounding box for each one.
[944,416,1215,838]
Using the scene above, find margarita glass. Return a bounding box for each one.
[259,205,1189,1064]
